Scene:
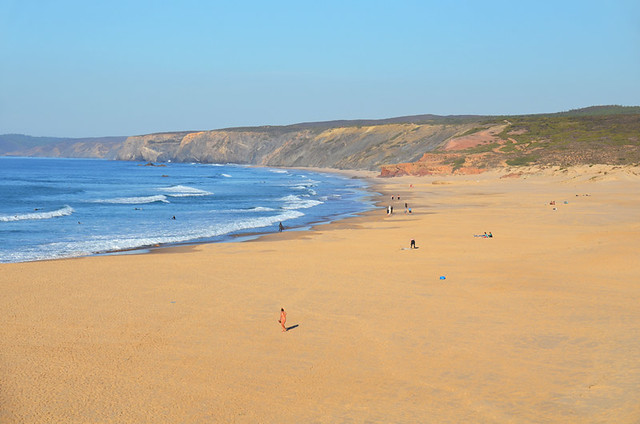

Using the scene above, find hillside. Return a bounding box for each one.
[2,106,639,174]
[0,134,126,159]
[114,122,476,171]
[380,108,640,176]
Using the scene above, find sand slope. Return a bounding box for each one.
[1,166,639,423]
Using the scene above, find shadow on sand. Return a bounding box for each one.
[286,324,299,331]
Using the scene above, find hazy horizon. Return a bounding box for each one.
[2,104,640,139]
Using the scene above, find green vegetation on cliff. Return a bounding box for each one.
[494,112,640,166]
[2,106,639,171]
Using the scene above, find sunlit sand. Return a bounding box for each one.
[1,165,639,423]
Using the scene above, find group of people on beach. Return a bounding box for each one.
[387,195,411,215]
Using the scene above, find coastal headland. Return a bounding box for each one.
[3,106,640,174]
[1,164,639,423]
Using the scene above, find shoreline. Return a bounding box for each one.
[1,165,381,264]
[141,167,387,258]
[110,167,384,261]
[2,164,640,423]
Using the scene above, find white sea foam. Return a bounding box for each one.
[279,194,323,210]
[93,195,169,204]
[269,169,289,174]
[221,174,232,178]
[0,205,74,222]
[224,206,277,213]
[159,185,213,197]
[24,210,305,262]
[291,185,318,196]
[249,206,276,212]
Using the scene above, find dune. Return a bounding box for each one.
[1,166,639,423]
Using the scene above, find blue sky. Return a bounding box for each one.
[1,0,639,137]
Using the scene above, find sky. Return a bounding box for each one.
[1,0,639,137]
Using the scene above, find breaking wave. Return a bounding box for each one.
[279,194,323,210]
[20,210,305,262]
[93,195,169,204]
[159,185,213,197]
[0,206,74,222]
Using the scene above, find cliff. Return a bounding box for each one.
[115,122,476,171]
[3,106,639,175]
[381,110,640,176]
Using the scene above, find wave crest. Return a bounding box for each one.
[0,205,74,222]
[279,194,323,210]
[159,185,213,197]
[94,195,169,204]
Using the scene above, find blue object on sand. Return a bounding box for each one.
[440,276,446,280]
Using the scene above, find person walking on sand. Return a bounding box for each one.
[279,222,284,232]
[279,308,287,332]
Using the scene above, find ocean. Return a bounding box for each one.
[0,157,375,263]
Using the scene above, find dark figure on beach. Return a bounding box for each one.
[488,232,493,238]
[279,222,284,232]
[410,239,416,249]
[279,308,287,332]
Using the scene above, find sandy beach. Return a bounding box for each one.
[1,165,639,423]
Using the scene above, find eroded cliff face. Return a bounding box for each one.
[6,108,639,176]
[115,123,476,170]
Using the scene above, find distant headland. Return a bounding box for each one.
[2,105,639,176]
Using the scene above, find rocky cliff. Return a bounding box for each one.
[4,106,639,175]
[115,122,476,171]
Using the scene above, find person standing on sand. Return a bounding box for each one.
[279,308,287,332]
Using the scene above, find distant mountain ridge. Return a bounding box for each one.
[0,134,127,159]
[2,105,639,174]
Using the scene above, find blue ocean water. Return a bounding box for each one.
[0,157,375,263]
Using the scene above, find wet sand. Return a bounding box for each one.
[1,165,639,423]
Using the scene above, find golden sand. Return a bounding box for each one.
[1,165,639,423]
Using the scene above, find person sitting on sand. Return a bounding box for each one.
[410,239,416,249]
[279,308,287,332]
